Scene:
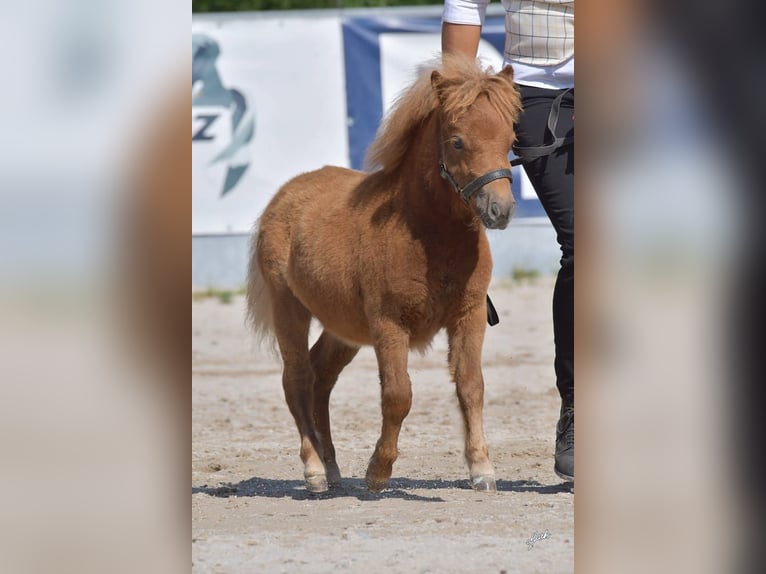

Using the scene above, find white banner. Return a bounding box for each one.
[192,17,348,234]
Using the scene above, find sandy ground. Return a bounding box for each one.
[192,278,574,573]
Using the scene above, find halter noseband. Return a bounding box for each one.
[438,160,513,203]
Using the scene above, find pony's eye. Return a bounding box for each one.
[452,137,464,150]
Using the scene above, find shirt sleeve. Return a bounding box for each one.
[442,0,490,26]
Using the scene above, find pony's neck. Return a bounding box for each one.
[396,113,478,231]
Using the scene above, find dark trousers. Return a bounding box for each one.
[514,85,574,406]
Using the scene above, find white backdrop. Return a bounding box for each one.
[192,17,348,234]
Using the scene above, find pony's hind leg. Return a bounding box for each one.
[310,331,360,487]
[271,290,328,493]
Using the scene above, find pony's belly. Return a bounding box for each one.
[310,296,441,351]
[315,313,374,348]
[287,276,373,347]
[290,271,463,351]
[312,306,374,347]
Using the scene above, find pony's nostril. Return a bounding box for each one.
[490,202,501,219]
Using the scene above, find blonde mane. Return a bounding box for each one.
[364,55,522,174]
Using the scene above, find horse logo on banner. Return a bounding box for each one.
[192,33,255,197]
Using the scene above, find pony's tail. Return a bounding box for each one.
[246,222,277,354]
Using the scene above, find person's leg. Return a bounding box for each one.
[514,85,574,480]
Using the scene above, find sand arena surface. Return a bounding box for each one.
[192,279,573,573]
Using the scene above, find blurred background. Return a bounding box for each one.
[0,0,763,572]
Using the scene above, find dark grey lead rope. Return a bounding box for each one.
[510,87,573,166]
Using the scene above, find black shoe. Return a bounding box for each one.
[554,404,574,481]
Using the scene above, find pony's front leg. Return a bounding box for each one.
[366,322,412,492]
[448,304,496,492]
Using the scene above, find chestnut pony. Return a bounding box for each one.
[247,56,521,493]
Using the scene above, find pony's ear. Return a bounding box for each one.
[499,65,514,82]
[431,70,446,92]
[431,69,453,104]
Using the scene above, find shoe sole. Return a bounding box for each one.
[554,467,574,482]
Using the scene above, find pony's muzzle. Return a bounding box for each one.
[476,189,515,230]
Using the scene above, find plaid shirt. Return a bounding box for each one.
[505,1,574,66]
[443,0,575,66]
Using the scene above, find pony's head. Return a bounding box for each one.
[365,56,522,230]
[431,57,521,229]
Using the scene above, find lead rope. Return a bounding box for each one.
[510,88,573,166]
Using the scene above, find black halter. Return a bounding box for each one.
[436,114,514,202]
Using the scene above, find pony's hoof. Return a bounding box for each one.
[305,474,328,494]
[365,476,388,493]
[326,463,342,487]
[471,475,497,492]
[365,458,392,492]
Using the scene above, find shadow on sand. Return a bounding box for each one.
[192,476,573,502]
